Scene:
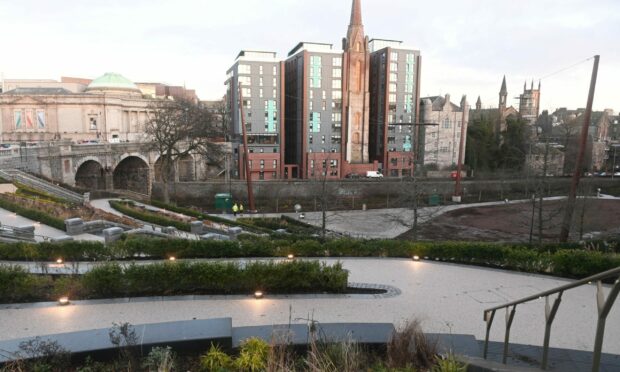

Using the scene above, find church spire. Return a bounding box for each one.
[350,0,363,26]
[500,75,507,95]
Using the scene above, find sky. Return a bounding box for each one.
[1,0,618,113]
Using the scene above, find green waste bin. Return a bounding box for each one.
[215,193,233,211]
[429,194,440,206]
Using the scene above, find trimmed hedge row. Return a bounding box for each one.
[15,182,76,206]
[0,260,348,303]
[0,237,617,279]
[149,199,273,234]
[0,195,66,231]
[109,201,191,232]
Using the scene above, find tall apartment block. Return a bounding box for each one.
[226,0,423,179]
[284,43,345,179]
[225,51,284,180]
[369,40,421,177]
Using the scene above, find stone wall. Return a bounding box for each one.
[150,177,615,211]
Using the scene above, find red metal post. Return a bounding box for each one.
[559,55,599,242]
[238,83,256,212]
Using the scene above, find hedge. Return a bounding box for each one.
[0,237,617,280]
[0,260,348,303]
[14,182,76,206]
[109,201,191,232]
[0,196,66,231]
[150,199,273,234]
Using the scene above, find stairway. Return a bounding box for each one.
[0,169,84,204]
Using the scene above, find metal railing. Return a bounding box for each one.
[482,267,620,371]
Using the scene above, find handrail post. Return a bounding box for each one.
[542,292,563,370]
[592,278,620,372]
[503,305,517,364]
[483,309,496,359]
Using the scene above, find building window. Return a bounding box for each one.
[309,112,321,132]
[273,66,277,75]
[239,76,251,86]
[333,57,342,66]
[246,123,252,132]
[310,55,322,88]
[259,77,263,86]
[332,80,341,89]
[389,94,397,103]
[242,99,251,109]
[332,90,342,100]
[273,77,277,86]
[321,135,325,144]
[443,119,451,129]
[390,62,398,72]
[89,117,97,130]
[238,64,251,74]
[390,73,397,82]
[242,88,251,97]
[259,89,264,98]
[389,83,397,93]
[260,160,265,169]
[331,135,342,144]
[309,135,313,144]
[333,68,341,78]
[404,94,413,113]
[273,160,277,169]
[390,52,398,61]
[259,65,264,74]
[332,112,342,123]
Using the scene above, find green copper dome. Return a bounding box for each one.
[86,72,140,92]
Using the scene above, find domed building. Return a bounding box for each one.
[0,73,153,143]
[85,72,143,97]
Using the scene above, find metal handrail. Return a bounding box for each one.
[482,266,620,371]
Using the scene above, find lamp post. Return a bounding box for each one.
[612,145,618,180]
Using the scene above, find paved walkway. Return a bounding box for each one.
[1,258,618,356]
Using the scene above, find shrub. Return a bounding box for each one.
[109,201,191,232]
[199,344,233,371]
[0,266,51,303]
[81,264,124,297]
[0,195,66,231]
[235,338,270,372]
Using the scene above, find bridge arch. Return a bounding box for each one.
[113,156,150,195]
[75,159,106,190]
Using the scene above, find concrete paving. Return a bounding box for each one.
[1,258,618,357]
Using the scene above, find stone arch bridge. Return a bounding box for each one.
[35,142,212,196]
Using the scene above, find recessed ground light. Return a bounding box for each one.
[412,255,420,261]
[254,291,264,299]
[169,256,176,261]
[56,258,63,264]
[287,254,295,260]
[58,297,70,306]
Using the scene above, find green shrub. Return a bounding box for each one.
[0,195,66,231]
[235,338,270,372]
[199,344,233,371]
[109,201,191,232]
[81,264,124,297]
[14,182,76,206]
[0,266,51,303]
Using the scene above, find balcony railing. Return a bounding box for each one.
[483,267,620,371]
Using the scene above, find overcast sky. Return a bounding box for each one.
[1,0,618,112]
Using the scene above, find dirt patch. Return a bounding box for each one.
[401,199,620,242]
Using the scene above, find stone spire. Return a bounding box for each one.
[350,0,363,26]
[476,96,482,110]
[500,75,507,95]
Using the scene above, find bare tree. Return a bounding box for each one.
[143,99,225,204]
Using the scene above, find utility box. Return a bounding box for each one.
[215,193,233,211]
[429,194,441,206]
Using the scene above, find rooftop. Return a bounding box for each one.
[85,72,140,93]
[1,87,74,95]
